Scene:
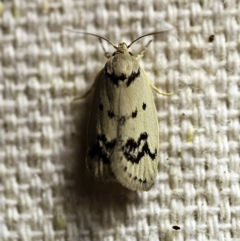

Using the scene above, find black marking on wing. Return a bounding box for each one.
[88,134,116,164]
[104,67,140,87]
[104,68,126,86]
[106,111,137,126]
[126,68,140,86]
[131,108,138,118]
[122,167,146,185]
[99,104,103,111]
[142,103,146,110]
[108,110,115,118]
[121,132,157,164]
[139,178,146,183]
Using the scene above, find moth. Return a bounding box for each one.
[67,29,172,191]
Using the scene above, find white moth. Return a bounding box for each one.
[67,29,172,191]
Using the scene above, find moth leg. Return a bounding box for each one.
[135,39,152,60]
[72,70,102,101]
[143,69,173,96]
[99,38,111,59]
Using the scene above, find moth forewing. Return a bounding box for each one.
[86,69,117,182]
[110,68,159,191]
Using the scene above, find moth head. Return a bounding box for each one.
[112,42,130,55]
[118,42,128,49]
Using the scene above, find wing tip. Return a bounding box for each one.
[111,165,157,191]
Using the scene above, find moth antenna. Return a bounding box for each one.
[63,28,118,49]
[127,28,173,48]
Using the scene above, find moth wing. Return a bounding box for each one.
[86,70,118,182]
[110,70,159,191]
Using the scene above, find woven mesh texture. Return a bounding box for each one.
[1,1,240,241]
